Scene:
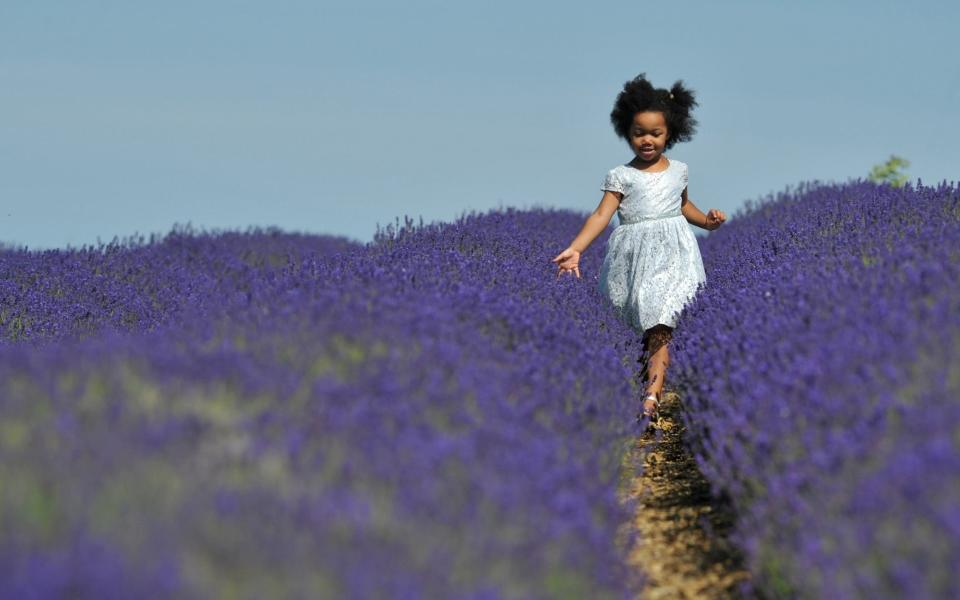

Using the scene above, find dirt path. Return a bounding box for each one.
[618,390,757,599]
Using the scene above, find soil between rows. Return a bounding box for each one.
[618,390,759,600]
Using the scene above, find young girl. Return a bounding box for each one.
[551,73,726,427]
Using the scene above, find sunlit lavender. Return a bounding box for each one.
[0,220,646,598]
[2,175,957,599]
[671,178,960,599]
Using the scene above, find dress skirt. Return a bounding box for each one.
[597,214,707,334]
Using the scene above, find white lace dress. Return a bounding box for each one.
[597,158,707,333]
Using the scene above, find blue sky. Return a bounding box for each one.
[2,0,958,250]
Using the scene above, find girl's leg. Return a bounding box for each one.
[641,324,673,412]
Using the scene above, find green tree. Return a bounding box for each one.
[867,155,911,187]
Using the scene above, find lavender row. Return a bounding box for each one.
[670,178,960,599]
[0,212,650,598]
[0,224,360,346]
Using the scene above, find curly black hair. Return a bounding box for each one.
[609,73,699,150]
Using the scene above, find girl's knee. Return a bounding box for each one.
[644,324,673,350]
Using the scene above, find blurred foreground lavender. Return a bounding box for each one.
[0,221,646,598]
[671,178,960,599]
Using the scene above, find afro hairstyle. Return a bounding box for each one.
[609,73,699,150]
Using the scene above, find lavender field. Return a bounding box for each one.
[670,178,960,599]
[0,217,646,599]
[1,176,958,599]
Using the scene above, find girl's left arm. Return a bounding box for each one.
[681,187,725,230]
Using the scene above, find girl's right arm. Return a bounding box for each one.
[551,191,621,277]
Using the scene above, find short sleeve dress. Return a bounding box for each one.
[597,158,707,334]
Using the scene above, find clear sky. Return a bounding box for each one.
[2,0,958,250]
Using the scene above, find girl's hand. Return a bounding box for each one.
[552,247,581,279]
[704,209,726,230]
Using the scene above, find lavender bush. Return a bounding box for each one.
[0,225,360,344]
[8,176,950,599]
[670,178,960,599]
[0,217,649,598]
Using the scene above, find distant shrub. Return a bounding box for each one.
[867,154,911,187]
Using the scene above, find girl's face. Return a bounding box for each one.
[629,111,670,164]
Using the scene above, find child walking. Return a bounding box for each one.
[551,74,726,427]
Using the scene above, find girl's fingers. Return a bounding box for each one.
[706,209,726,223]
